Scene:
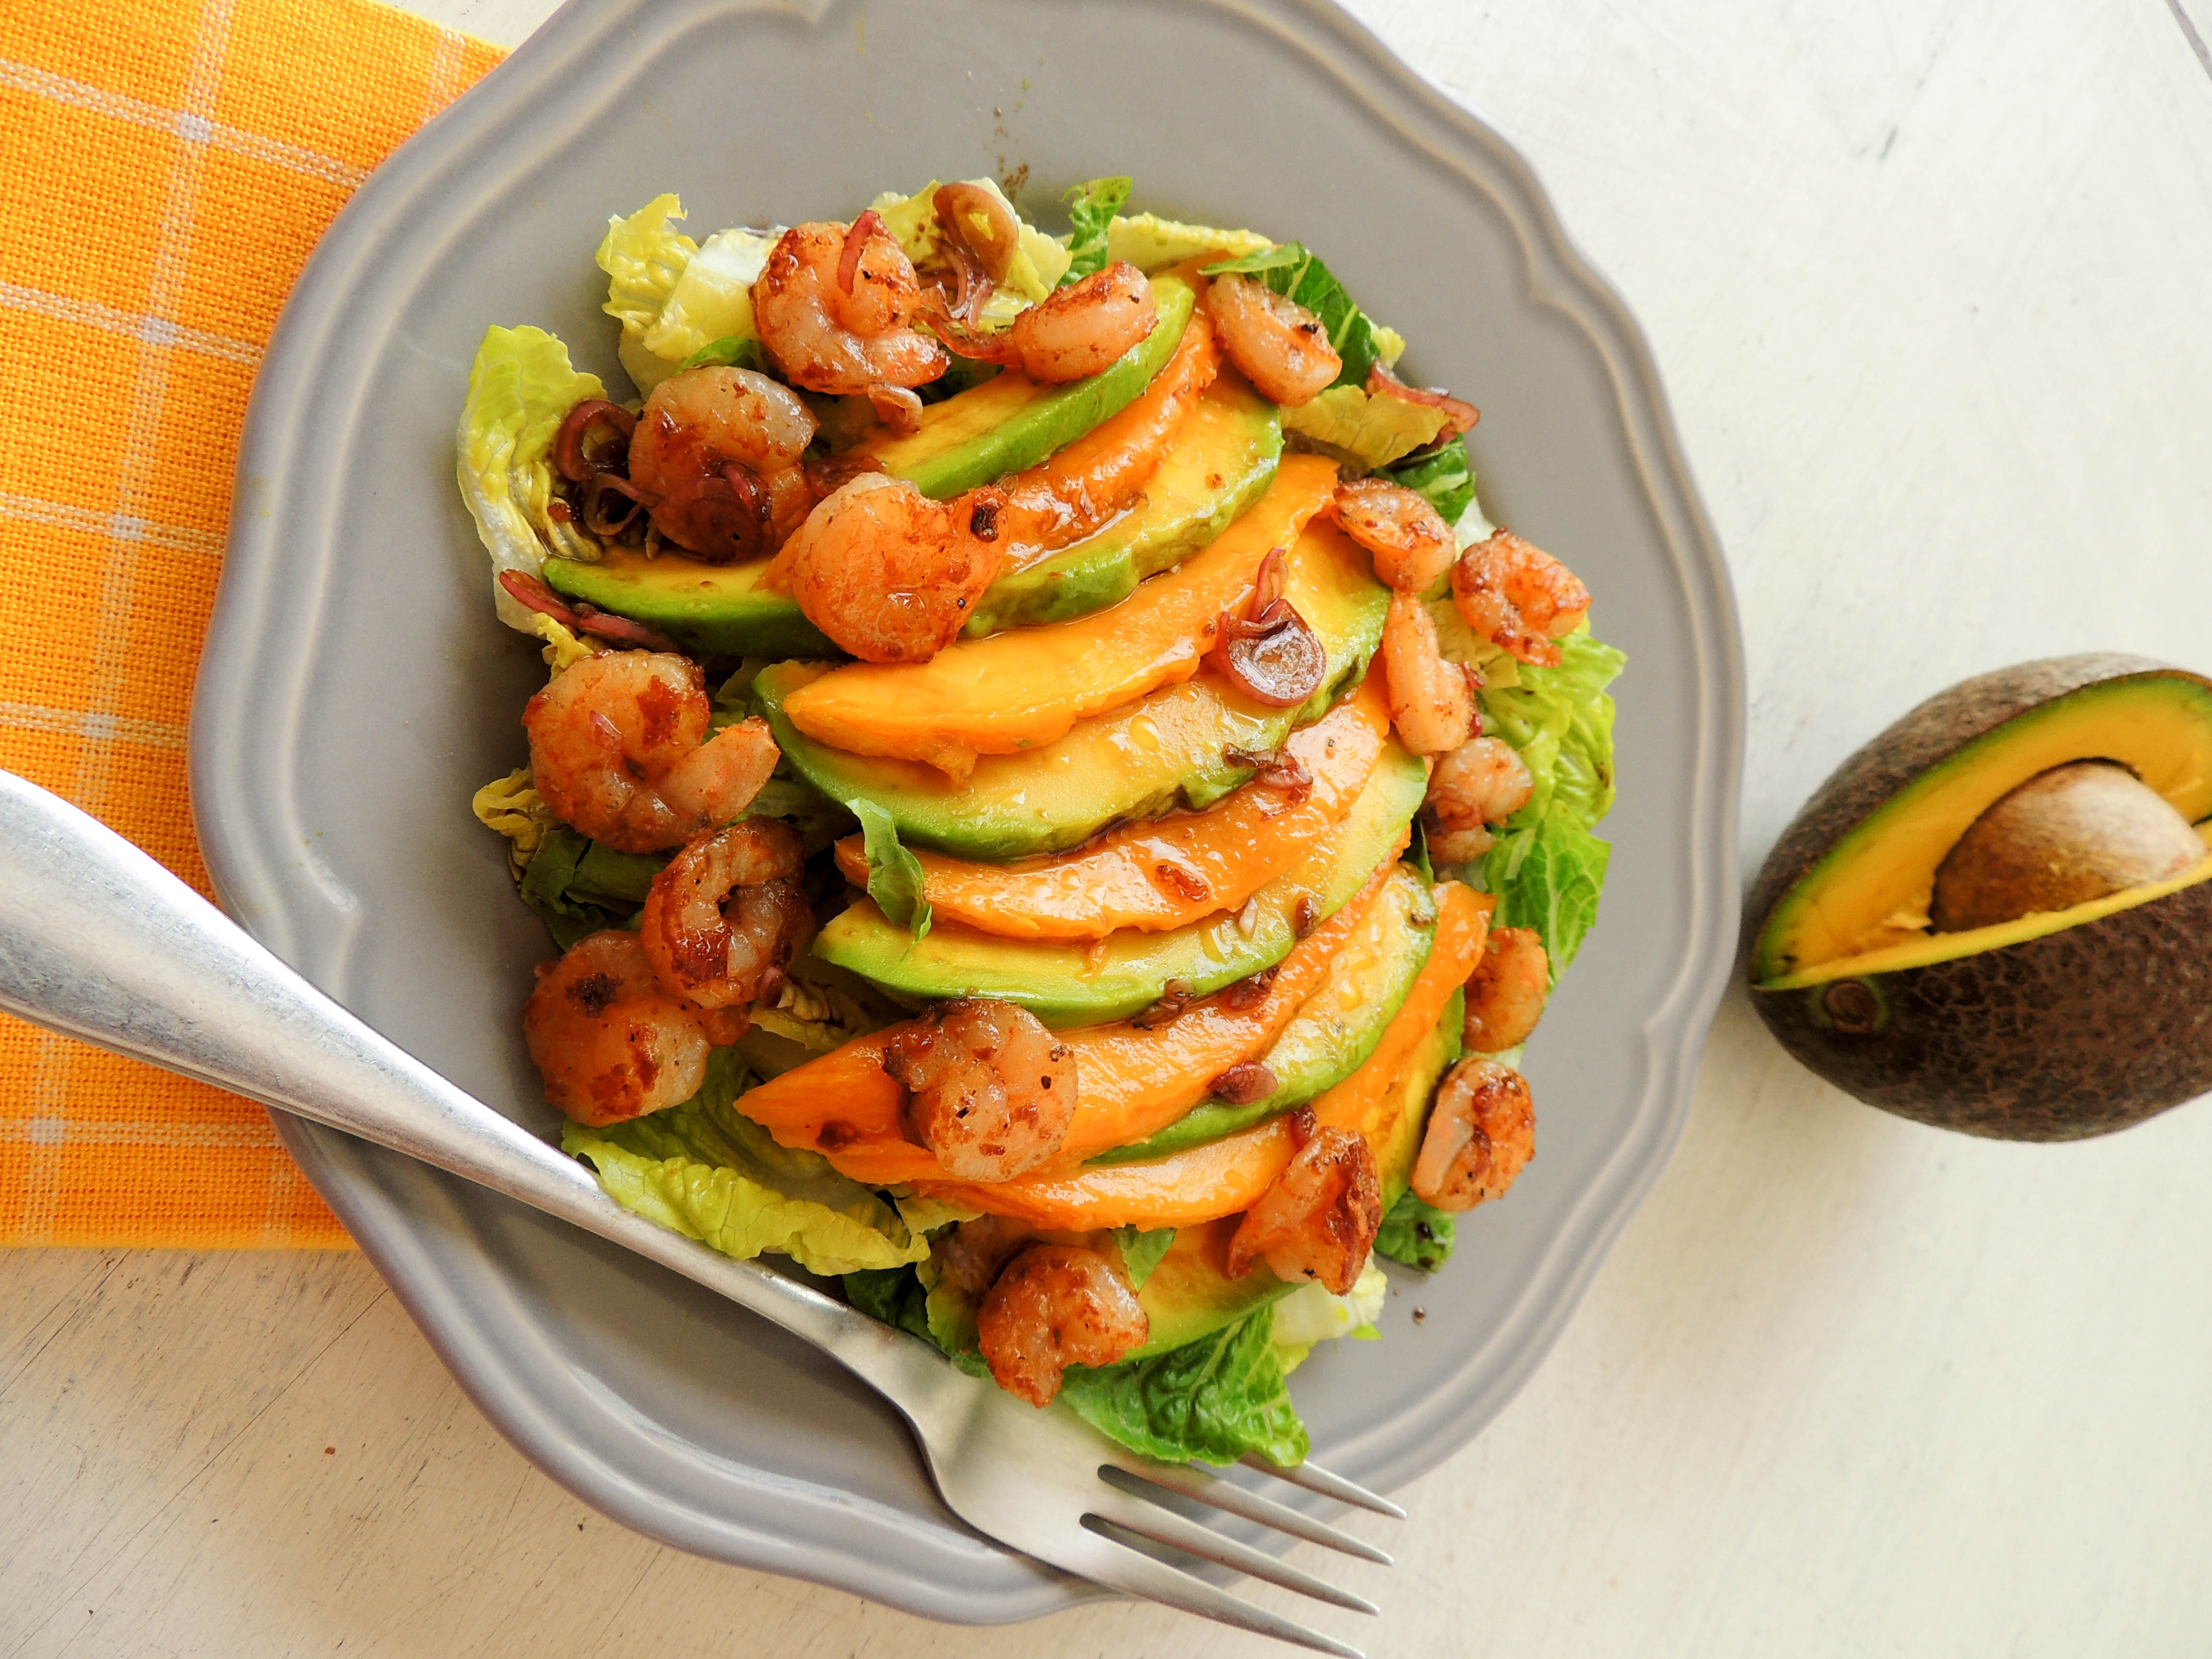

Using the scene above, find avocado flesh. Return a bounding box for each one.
[1127,991,1459,1358]
[810,739,1428,1026]
[1089,865,1437,1164]
[756,534,1390,860]
[1753,668,2212,985]
[962,376,1282,636]
[541,552,835,658]
[856,277,1196,500]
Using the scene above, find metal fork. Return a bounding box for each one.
[0,771,1400,1654]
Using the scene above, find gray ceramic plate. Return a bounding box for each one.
[192,0,1743,1622]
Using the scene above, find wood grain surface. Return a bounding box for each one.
[8,1,2212,1654]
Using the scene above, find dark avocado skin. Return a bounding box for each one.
[1746,653,2212,1140]
[1750,874,2212,1140]
[1745,654,2185,940]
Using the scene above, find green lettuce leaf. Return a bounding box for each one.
[1060,177,1132,285]
[1059,1305,1308,1467]
[1375,1189,1455,1273]
[1382,442,1478,529]
[854,799,932,939]
[565,1049,931,1276]
[1470,631,1627,972]
[515,825,665,948]
[1105,211,1274,273]
[455,324,605,630]
[1111,1225,1176,1290]
[596,194,777,394]
[679,336,769,373]
[1279,383,1453,470]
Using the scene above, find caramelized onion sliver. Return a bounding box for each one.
[495,567,582,627]
[580,470,649,539]
[1211,596,1326,709]
[838,209,885,297]
[552,398,638,483]
[1364,363,1479,441]
[651,460,774,565]
[931,182,1020,284]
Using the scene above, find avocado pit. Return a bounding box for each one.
[1930,760,2205,933]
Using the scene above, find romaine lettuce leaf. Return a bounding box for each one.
[1280,384,1454,470]
[1111,1225,1176,1290]
[1470,630,1627,972]
[1060,1304,1309,1467]
[564,1049,934,1276]
[1382,441,1478,530]
[1202,242,1394,388]
[455,324,605,630]
[514,824,665,948]
[1374,1189,1455,1273]
[596,194,777,394]
[854,799,931,940]
[1060,177,1131,285]
[1106,212,1273,272]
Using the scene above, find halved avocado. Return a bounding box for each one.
[1090,865,1438,1163]
[810,738,1428,1025]
[1127,990,1460,1358]
[1747,654,2212,1139]
[961,374,1282,636]
[756,522,1391,859]
[856,277,1195,499]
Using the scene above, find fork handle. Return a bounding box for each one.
[0,770,942,1400]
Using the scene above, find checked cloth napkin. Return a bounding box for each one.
[0,0,501,1247]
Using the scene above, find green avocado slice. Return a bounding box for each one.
[1088,866,1439,1164]
[1124,990,1461,1359]
[857,277,1195,499]
[541,553,836,657]
[807,738,1426,1025]
[755,540,1390,861]
[961,376,1281,636]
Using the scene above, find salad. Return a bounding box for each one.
[460,177,1623,1467]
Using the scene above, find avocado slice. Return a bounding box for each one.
[757,524,1390,860]
[961,375,1282,636]
[540,281,1210,655]
[810,737,1428,1025]
[1090,866,1438,1164]
[856,277,1195,499]
[1746,654,2212,1139]
[1126,991,1460,1358]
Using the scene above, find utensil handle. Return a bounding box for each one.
[0,771,940,1399]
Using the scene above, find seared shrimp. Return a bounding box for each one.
[523,652,780,853]
[626,366,818,560]
[1463,926,1550,1053]
[976,1244,1150,1407]
[1006,263,1156,383]
[1207,272,1339,406]
[1411,1057,1534,1212]
[883,998,1077,1182]
[1381,590,1477,755]
[1452,529,1590,668]
[931,1213,1034,1302]
[753,217,948,397]
[1423,736,1533,864]
[639,819,812,1010]
[1332,477,1455,594]
[524,930,730,1126]
[1225,1118,1382,1295]
[771,474,1009,663]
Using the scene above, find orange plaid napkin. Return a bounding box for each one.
[0,0,502,1247]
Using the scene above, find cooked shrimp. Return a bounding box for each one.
[770,474,1009,663]
[1452,529,1591,668]
[523,652,780,853]
[1412,1057,1534,1211]
[1463,926,1550,1052]
[639,819,812,1010]
[1332,477,1455,593]
[931,1213,1034,1302]
[524,930,728,1127]
[883,998,1077,1181]
[1423,736,1533,863]
[1381,590,1477,755]
[626,366,818,560]
[1225,1119,1383,1295]
[1005,262,1156,383]
[976,1244,1150,1407]
[1207,272,1339,406]
[753,217,948,397]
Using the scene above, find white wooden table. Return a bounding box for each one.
[9,2,2212,1653]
